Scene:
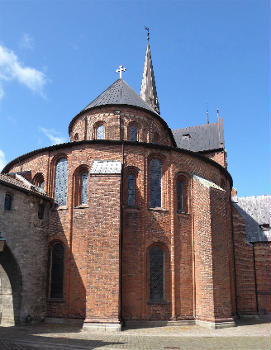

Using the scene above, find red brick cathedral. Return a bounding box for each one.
[0,38,270,331]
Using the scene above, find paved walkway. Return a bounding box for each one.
[0,319,270,350]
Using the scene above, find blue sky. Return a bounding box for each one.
[0,0,269,196]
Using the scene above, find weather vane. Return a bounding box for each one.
[144,26,150,41]
[115,65,126,79]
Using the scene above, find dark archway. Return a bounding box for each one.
[0,245,22,326]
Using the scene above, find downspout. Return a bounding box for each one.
[252,243,259,314]
[230,199,239,318]
[119,111,124,327]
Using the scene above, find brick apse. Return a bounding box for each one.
[0,40,270,331]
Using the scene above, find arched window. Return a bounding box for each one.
[74,167,88,206]
[80,172,88,205]
[152,132,159,144]
[73,133,79,141]
[96,124,105,140]
[33,173,44,190]
[128,125,138,142]
[4,193,12,211]
[127,174,136,207]
[149,159,162,208]
[149,246,164,302]
[177,180,183,212]
[176,175,189,213]
[49,243,64,299]
[54,158,68,206]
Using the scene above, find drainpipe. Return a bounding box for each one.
[117,110,124,327]
[230,198,239,318]
[252,243,259,314]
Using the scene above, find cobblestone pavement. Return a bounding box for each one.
[0,320,270,350]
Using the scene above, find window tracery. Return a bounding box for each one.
[54,158,68,206]
[80,172,88,205]
[128,125,138,142]
[96,124,105,140]
[149,246,164,302]
[149,159,162,208]
[127,174,136,206]
[177,180,183,212]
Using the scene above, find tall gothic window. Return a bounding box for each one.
[149,246,164,302]
[127,174,136,206]
[149,159,162,208]
[96,125,105,140]
[177,180,183,212]
[49,243,64,299]
[128,125,138,142]
[54,158,68,206]
[80,172,88,205]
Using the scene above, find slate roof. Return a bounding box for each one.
[172,119,225,152]
[233,195,271,242]
[83,79,158,115]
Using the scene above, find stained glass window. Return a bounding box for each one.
[54,158,68,206]
[97,125,105,140]
[129,125,138,142]
[149,159,162,208]
[50,243,64,299]
[81,172,88,205]
[127,174,135,206]
[149,246,164,302]
[177,180,183,212]
[4,193,12,210]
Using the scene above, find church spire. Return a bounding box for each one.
[140,27,160,114]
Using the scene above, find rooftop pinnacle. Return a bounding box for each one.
[140,35,160,114]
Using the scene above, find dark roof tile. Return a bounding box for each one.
[233,195,271,242]
[172,119,225,152]
[83,79,158,115]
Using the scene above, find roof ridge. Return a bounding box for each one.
[173,121,219,132]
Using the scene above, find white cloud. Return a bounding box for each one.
[20,33,34,50]
[0,149,7,171]
[0,45,46,97]
[40,127,66,145]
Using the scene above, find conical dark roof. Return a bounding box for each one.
[83,79,158,115]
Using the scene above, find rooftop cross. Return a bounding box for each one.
[144,26,150,41]
[116,65,126,79]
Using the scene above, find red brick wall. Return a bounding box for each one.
[7,138,232,323]
[232,206,257,314]
[69,106,173,147]
[193,180,233,322]
[254,243,271,314]
[201,150,227,168]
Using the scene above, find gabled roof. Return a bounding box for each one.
[172,118,225,152]
[233,195,271,242]
[83,79,158,115]
[0,173,51,200]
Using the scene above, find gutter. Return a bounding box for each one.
[2,140,233,188]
